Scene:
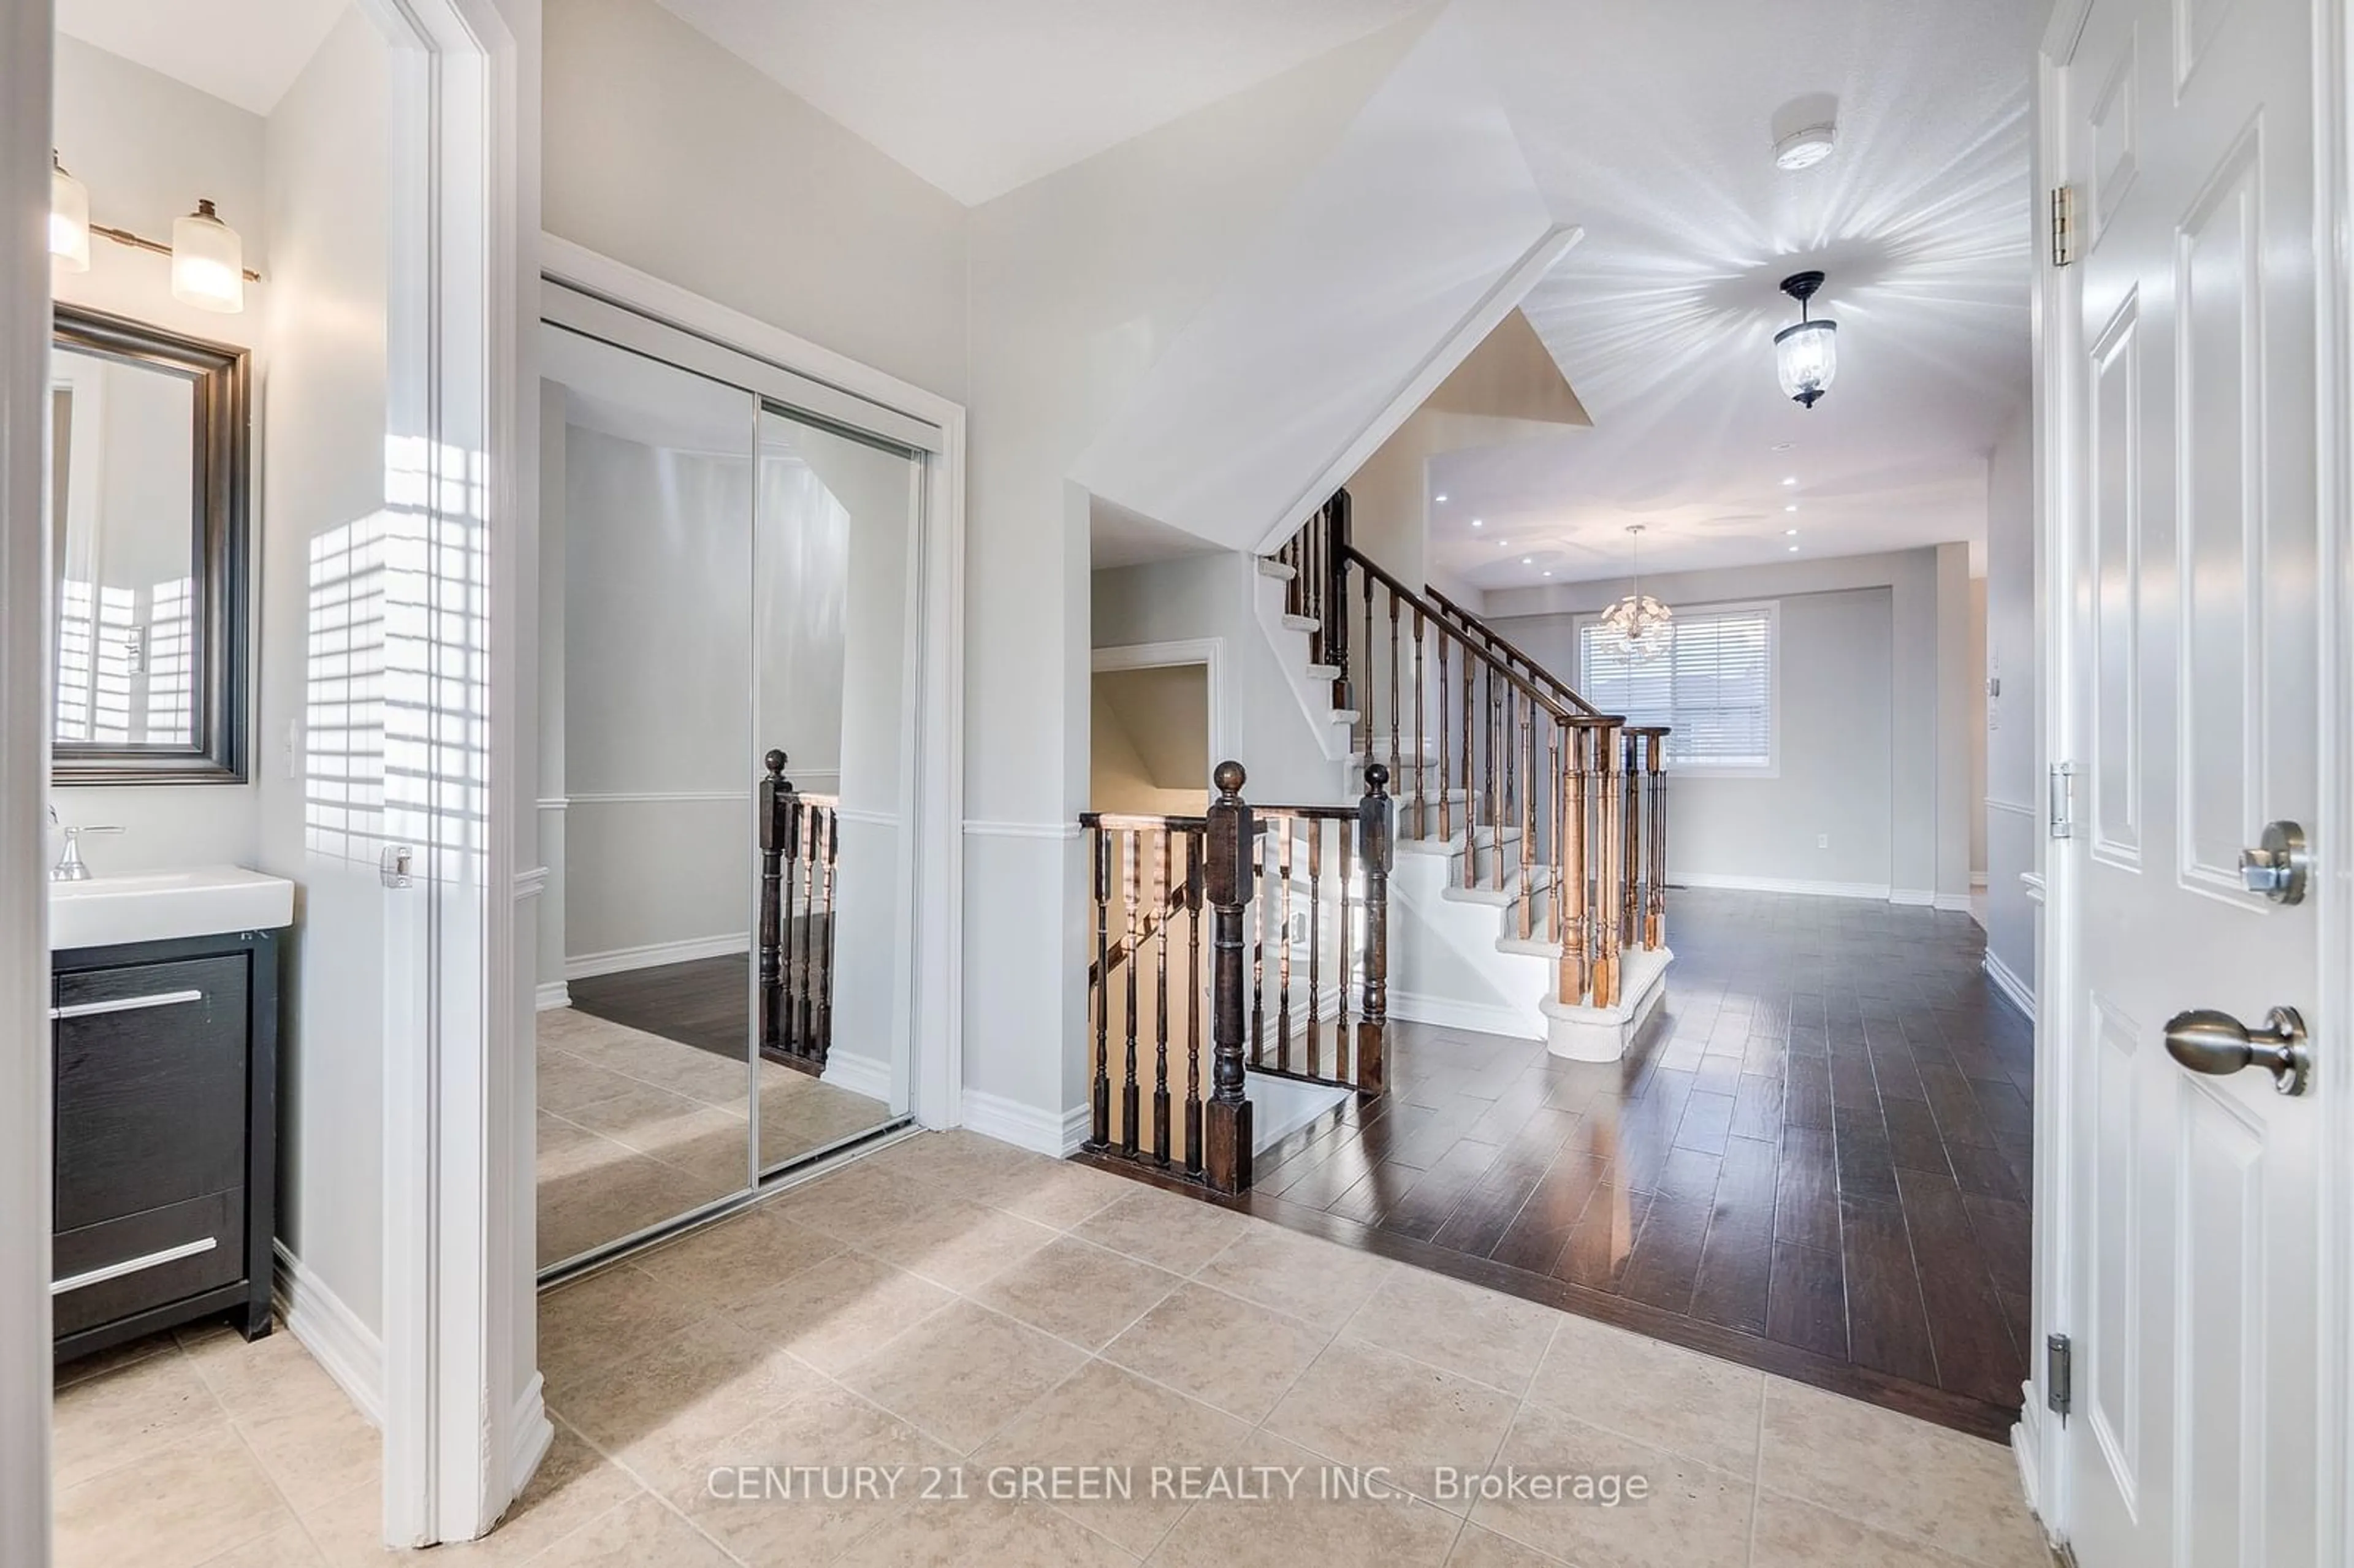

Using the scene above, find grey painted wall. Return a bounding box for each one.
[1983,405,2038,994]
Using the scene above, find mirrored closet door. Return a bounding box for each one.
[535,291,923,1276]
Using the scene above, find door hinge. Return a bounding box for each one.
[2051,185,2078,267]
[2049,761,2078,840]
[2047,1333,2074,1421]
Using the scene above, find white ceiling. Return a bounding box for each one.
[1433,0,2043,588]
[55,0,349,115]
[650,0,1433,205]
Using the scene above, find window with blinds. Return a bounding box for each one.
[1575,602,1777,772]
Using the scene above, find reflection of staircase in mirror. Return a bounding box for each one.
[1262,490,1673,1060]
[758,749,839,1075]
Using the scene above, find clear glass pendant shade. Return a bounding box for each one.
[170,200,245,313]
[1775,318,1837,408]
[50,155,90,272]
[1601,592,1674,661]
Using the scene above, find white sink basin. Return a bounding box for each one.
[51,866,295,951]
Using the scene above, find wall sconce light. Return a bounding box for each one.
[50,153,90,272]
[50,156,259,313]
[1774,270,1837,409]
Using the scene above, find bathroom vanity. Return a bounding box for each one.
[50,869,291,1363]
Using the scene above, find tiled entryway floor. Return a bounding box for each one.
[55,1126,2051,1567]
[1138,888,2035,1437]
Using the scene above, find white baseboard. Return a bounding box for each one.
[1984,949,2036,1022]
[1933,892,1975,914]
[1889,888,1936,907]
[1674,872,1895,902]
[564,934,748,981]
[1390,987,1542,1041]
[272,1241,383,1429]
[509,1372,554,1497]
[2012,1400,2046,1530]
[820,1049,893,1103]
[959,1087,1077,1157]
[534,981,571,1011]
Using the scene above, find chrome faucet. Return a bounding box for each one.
[48,805,124,882]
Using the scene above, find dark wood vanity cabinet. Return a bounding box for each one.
[51,931,280,1361]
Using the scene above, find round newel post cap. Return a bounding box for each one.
[1213,760,1247,796]
[764,748,788,776]
[1365,761,1390,793]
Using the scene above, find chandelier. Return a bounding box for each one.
[1601,525,1672,661]
[1774,269,1837,409]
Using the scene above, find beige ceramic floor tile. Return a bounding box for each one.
[873,1128,1057,1193]
[1192,1225,1394,1326]
[1100,1281,1332,1424]
[1523,1311,1764,1477]
[236,1383,383,1515]
[1467,1401,1756,1568]
[53,1328,179,1390]
[853,1193,1064,1293]
[554,1319,832,1490]
[972,1236,1186,1350]
[1145,1432,1462,1568]
[842,1300,1089,1454]
[537,1266,715,1391]
[1444,1522,1567,1567]
[958,1154,1135,1230]
[1759,1379,2047,1567]
[727,1249,956,1377]
[191,1521,332,1567]
[536,1049,646,1118]
[538,1148,725,1269]
[1343,1266,1561,1397]
[1753,1488,2025,1568]
[975,1358,1258,1558]
[439,1424,649,1566]
[51,1345,231,1490]
[1072,1187,1251,1274]
[54,1431,297,1568]
[833,1494,1137,1567]
[1262,1338,1519,1514]
[671,1378,951,1564]
[771,1162,941,1243]
[630,1206,844,1312]
[527,1492,736,1567]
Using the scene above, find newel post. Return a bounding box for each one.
[1203,760,1255,1193]
[1355,762,1392,1099]
[1325,490,1353,713]
[758,750,788,1051]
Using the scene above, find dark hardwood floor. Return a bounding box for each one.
[1081,886,2036,1442]
[568,955,748,1059]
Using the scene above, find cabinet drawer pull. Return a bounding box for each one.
[52,1236,219,1296]
[49,989,205,1021]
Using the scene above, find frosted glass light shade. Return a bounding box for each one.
[170,200,244,313]
[1775,318,1837,408]
[50,157,90,272]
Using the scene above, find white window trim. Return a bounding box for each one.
[1571,598,1782,780]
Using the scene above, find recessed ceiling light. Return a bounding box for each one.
[1471,518,1484,528]
[1521,556,1533,565]
[1788,544,1801,552]
[1542,570,1553,577]
[1498,539,1509,548]
[1785,503,1799,512]
[1774,122,1837,171]
[1785,528,1799,536]
[1781,476,1797,486]
[1435,494,1449,503]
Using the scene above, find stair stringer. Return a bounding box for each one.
[1386,837,1554,1042]
[1251,558,1359,767]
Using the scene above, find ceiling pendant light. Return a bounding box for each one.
[50,151,90,272]
[1774,270,1837,409]
[1601,524,1673,663]
[170,199,245,313]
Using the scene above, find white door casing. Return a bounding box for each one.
[2039,0,2331,1561]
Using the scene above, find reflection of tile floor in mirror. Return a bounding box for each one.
[537,1008,894,1269]
[56,1127,2057,1566]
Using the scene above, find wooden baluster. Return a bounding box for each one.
[1623,732,1643,953]
[1518,698,1536,941]
[1560,725,1588,1006]
[1204,762,1255,1193]
[1336,812,1354,1084]
[1360,566,1375,756]
[1435,631,1451,841]
[1121,830,1140,1157]
[1249,825,1267,1068]
[1089,827,1112,1149]
[815,806,837,1059]
[1487,671,1505,892]
[798,804,820,1051]
[1545,722,1563,944]
[1646,733,1668,950]
[1387,596,1402,793]
[1276,820,1295,1073]
[758,751,787,1054]
[1412,608,1428,835]
[1154,831,1172,1165]
[1357,763,1392,1097]
[1593,723,1624,1008]
[1306,818,1323,1080]
[1460,634,1476,888]
[781,787,801,1051]
[1186,831,1204,1175]
[1327,492,1353,713]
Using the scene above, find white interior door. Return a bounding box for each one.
[2049,0,2324,1562]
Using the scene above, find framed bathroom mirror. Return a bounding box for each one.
[49,304,251,783]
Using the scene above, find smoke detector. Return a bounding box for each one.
[1774,122,1837,171]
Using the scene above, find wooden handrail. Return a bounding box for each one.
[1422,583,1601,718]
[1336,544,1600,727]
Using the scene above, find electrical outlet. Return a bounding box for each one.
[1817,833,1829,850]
